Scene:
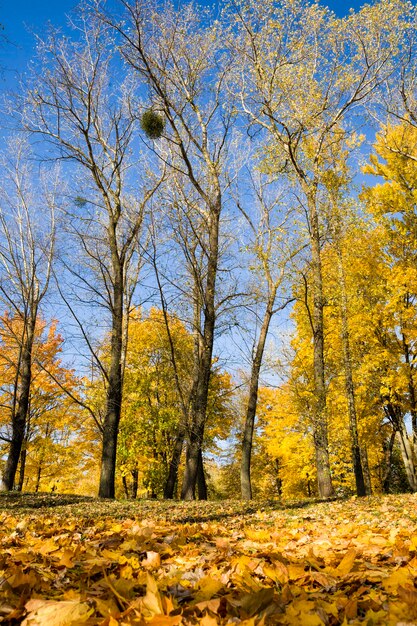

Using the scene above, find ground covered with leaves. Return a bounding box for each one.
[1,493,417,625]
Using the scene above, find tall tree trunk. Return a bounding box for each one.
[99,267,124,499]
[3,315,36,491]
[241,293,275,500]
[17,440,28,492]
[122,475,129,499]
[274,459,283,497]
[382,430,397,493]
[181,195,220,500]
[361,446,372,495]
[307,189,333,498]
[384,400,417,492]
[35,462,42,493]
[197,449,207,500]
[131,467,139,499]
[397,422,417,492]
[164,428,184,499]
[402,332,417,451]
[335,244,366,496]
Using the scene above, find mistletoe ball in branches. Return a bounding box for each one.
[140,110,165,139]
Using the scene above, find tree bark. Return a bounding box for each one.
[335,243,366,496]
[2,315,36,491]
[383,399,417,492]
[98,266,124,499]
[241,292,275,499]
[397,423,417,491]
[131,467,139,499]
[164,428,184,499]
[361,446,372,495]
[181,195,220,500]
[382,430,396,493]
[17,441,28,492]
[35,463,42,493]
[197,449,207,500]
[122,475,129,498]
[307,189,333,498]
[402,332,417,450]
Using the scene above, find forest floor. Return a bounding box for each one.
[0,493,417,625]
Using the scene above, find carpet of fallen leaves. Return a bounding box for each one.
[1,493,417,625]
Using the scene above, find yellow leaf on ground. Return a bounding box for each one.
[336,548,357,576]
[143,551,161,569]
[382,567,413,593]
[199,614,218,626]
[22,600,92,625]
[194,576,223,602]
[142,573,164,617]
[148,616,182,625]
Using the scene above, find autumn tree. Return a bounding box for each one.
[361,122,417,491]
[237,172,299,499]
[106,0,236,499]
[0,140,56,491]
[0,315,84,493]
[85,308,235,499]
[21,8,162,498]
[231,0,411,497]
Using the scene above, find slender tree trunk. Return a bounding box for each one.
[382,430,397,493]
[197,449,207,500]
[35,462,42,493]
[397,422,417,492]
[306,189,333,498]
[3,315,36,491]
[402,333,417,450]
[361,446,372,495]
[181,354,213,500]
[131,467,139,499]
[122,475,129,498]
[335,245,366,496]
[99,267,124,499]
[241,294,275,499]
[181,195,220,500]
[164,428,185,499]
[274,459,282,497]
[17,441,28,492]
[384,400,417,492]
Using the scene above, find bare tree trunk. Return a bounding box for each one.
[335,245,366,496]
[397,424,417,492]
[181,196,220,500]
[307,190,333,498]
[35,463,42,493]
[122,475,129,498]
[384,399,417,492]
[241,294,275,499]
[197,449,207,500]
[3,315,36,491]
[402,332,417,450]
[361,446,372,495]
[382,431,397,493]
[164,429,184,499]
[131,467,139,499]
[99,270,123,499]
[17,441,28,492]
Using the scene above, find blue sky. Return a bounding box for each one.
[0,0,371,86]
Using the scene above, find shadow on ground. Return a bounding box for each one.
[0,491,345,522]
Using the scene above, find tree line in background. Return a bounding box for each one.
[1,0,417,501]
